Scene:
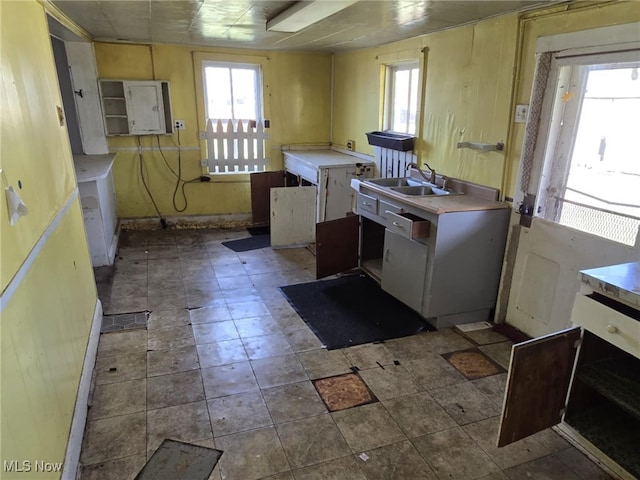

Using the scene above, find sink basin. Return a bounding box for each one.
[365,177,424,187]
[390,185,452,196]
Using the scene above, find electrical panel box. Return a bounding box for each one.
[99,79,173,136]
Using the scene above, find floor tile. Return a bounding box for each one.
[413,427,501,480]
[201,361,260,398]
[503,454,581,479]
[197,339,249,367]
[98,329,147,358]
[357,440,437,480]
[471,373,507,407]
[262,381,327,423]
[146,369,205,410]
[228,300,271,319]
[291,454,367,480]
[479,342,514,370]
[464,416,550,469]
[234,315,281,338]
[383,334,435,361]
[80,454,146,480]
[430,381,501,426]
[283,327,324,352]
[251,353,308,389]
[214,263,248,278]
[421,329,476,354]
[402,354,468,390]
[358,364,421,401]
[147,325,195,351]
[193,320,240,345]
[442,348,505,380]
[89,378,146,420]
[190,305,232,324]
[147,291,187,310]
[382,391,457,438]
[313,373,377,412]
[555,447,614,479]
[147,309,191,330]
[146,400,212,453]
[81,412,146,465]
[296,349,352,380]
[332,403,406,452]
[342,343,396,369]
[218,275,254,290]
[208,391,273,437]
[242,332,293,360]
[94,352,147,385]
[530,428,571,454]
[147,345,200,377]
[103,296,148,315]
[276,414,351,469]
[457,328,510,346]
[215,426,290,480]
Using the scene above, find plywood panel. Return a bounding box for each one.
[316,214,359,279]
[498,327,581,447]
[251,171,285,225]
[270,186,316,247]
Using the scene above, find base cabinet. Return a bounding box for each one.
[498,276,640,480]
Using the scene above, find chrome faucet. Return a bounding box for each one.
[406,162,437,184]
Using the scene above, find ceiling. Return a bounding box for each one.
[51,0,556,52]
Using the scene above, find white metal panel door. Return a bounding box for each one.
[381,230,428,312]
[124,81,164,134]
[270,186,316,248]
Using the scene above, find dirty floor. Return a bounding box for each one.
[81,228,612,480]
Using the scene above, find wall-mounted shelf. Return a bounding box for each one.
[457,141,505,152]
[98,79,173,136]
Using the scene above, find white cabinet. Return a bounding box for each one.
[99,80,172,136]
[74,154,119,266]
[498,262,640,480]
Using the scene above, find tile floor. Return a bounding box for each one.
[82,228,613,480]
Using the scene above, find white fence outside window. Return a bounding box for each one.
[204,118,268,173]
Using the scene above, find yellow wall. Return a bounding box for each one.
[332,1,639,196]
[93,43,332,219]
[1,0,97,475]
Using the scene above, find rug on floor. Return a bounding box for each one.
[279,272,433,350]
[135,439,222,480]
[222,234,270,252]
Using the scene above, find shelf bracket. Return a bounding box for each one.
[457,141,505,152]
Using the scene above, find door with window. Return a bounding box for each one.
[506,29,640,338]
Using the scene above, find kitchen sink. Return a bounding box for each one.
[365,177,423,187]
[390,185,452,196]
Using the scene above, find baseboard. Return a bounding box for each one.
[62,299,103,480]
[120,213,252,231]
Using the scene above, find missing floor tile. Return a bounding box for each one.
[134,439,222,480]
[441,348,505,380]
[101,312,148,333]
[313,373,378,412]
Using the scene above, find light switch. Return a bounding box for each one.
[515,104,529,123]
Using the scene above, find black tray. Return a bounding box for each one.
[366,131,415,151]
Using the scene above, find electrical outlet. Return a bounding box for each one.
[514,105,529,123]
[346,139,355,151]
[174,120,185,130]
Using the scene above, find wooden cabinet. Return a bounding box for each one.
[498,262,640,480]
[99,80,173,136]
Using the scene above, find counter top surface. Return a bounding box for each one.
[580,261,640,309]
[284,150,375,168]
[357,180,509,215]
[73,154,116,183]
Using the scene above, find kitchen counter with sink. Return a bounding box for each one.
[317,173,510,329]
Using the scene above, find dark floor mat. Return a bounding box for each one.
[247,225,270,236]
[135,439,222,480]
[222,234,270,252]
[279,272,432,350]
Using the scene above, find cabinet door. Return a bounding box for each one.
[250,171,285,225]
[497,327,581,447]
[381,230,428,312]
[316,215,359,279]
[270,186,317,248]
[125,81,164,134]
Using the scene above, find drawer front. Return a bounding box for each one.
[571,294,640,357]
[357,193,378,215]
[379,200,402,222]
[386,212,430,240]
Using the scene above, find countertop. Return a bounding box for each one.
[284,150,375,168]
[580,261,640,310]
[355,179,509,215]
[73,154,116,183]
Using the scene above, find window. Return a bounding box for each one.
[384,63,419,134]
[201,60,268,173]
[536,51,640,245]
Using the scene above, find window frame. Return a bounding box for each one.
[383,61,420,135]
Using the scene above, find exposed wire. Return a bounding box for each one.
[171,129,201,213]
[156,135,179,179]
[137,135,166,227]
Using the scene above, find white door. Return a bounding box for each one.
[505,28,640,338]
[125,81,164,134]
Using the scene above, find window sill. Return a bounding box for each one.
[206,172,251,183]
